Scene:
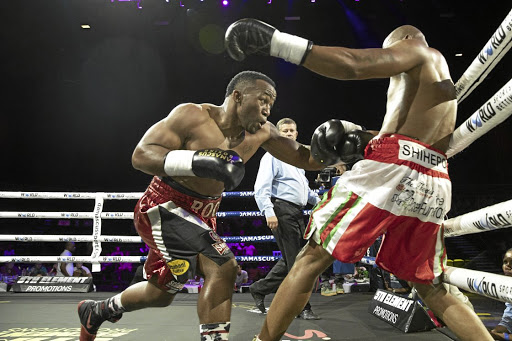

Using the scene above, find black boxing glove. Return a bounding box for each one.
[224,18,313,65]
[164,149,245,191]
[310,119,365,165]
[337,130,375,165]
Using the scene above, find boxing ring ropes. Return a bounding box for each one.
[1,8,511,308]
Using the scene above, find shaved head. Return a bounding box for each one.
[383,25,427,48]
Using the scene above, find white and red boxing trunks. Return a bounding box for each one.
[305,134,451,284]
[134,176,234,293]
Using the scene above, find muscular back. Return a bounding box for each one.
[304,27,457,152]
[380,47,457,152]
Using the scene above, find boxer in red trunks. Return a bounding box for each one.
[225,20,492,341]
[77,70,332,341]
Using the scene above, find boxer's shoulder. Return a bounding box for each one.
[168,102,210,120]
[164,103,216,131]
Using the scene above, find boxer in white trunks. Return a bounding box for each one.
[225,19,492,341]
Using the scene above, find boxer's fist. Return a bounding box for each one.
[225,18,313,65]
[192,149,245,191]
[164,148,245,191]
[311,120,368,165]
[311,120,346,165]
[337,130,375,165]
[224,18,275,61]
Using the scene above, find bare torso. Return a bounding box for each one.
[304,36,458,152]
[379,48,457,152]
[132,101,320,197]
[173,104,271,196]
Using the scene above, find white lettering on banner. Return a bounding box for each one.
[25,285,73,292]
[240,235,274,242]
[374,290,387,302]
[17,276,91,284]
[372,306,398,324]
[382,293,414,312]
[398,140,447,173]
[239,191,253,197]
[239,211,262,217]
[239,256,276,262]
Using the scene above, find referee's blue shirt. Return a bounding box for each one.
[254,152,320,218]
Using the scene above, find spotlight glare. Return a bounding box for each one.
[222,0,229,6]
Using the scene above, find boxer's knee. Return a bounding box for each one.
[413,281,449,312]
[414,281,444,299]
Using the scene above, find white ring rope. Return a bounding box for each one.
[361,258,512,304]
[447,77,512,158]
[0,192,143,200]
[2,189,512,304]
[455,9,512,103]
[0,190,320,200]
[0,210,312,219]
[0,235,277,243]
[443,266,512,304]
[0,235,143,243]
[444,199,512,237]
[0,256,145,264]
[0,212,134,219]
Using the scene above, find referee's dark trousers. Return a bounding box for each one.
[250,198,313,311]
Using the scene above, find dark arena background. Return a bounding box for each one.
[1,1,511,340]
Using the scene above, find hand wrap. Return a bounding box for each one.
[164,149,245,191]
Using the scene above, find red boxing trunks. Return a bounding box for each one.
[134,176,234,293]
[305,134,450,284]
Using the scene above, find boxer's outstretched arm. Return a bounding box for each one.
[261,123,324,171]
[225,18,428,80]
[302,39,427,80]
